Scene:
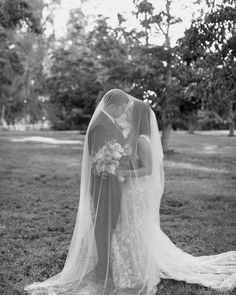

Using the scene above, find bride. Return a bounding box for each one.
[25,89,236,295]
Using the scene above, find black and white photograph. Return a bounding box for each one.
[0,0,236,294]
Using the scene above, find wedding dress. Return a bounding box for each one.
[24,89,236,295]
[112,140,236,293]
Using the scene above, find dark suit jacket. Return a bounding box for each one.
[88,111,125,229]
[88,111,125,155]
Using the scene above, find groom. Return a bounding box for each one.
[88,89,129,283]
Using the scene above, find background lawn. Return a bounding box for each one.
[0,130,235,295]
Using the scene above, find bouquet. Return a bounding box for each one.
[92,139,130,181]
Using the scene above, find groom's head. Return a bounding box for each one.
[103,89,129,118]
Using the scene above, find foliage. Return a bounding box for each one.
[130,0,184,150]
[0,0,42,33]
[128,45,180,123]
[1,0,235,138]
[0,0,43,125]
[88,15,134,92]
[47,46,100,130]
[46,12,140,130]
[46,8,101,130]
[179,0,236,135]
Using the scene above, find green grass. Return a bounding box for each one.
[0,130,235,295]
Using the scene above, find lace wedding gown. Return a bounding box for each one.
[111,154,236,294]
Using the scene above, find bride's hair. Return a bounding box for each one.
[132,100,151,136]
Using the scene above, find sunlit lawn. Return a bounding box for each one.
[0,130,235,295]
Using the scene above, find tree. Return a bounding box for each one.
[88,15,134,94]
[178,81,202,134]
[176,36,206,134]
[0,0,42,125]
[180,0,236,136]
[0,0,42,32]
[46,8,101,130]
[130,0,182,152]
[133,0,155,46]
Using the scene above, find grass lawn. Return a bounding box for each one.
[0,130,235,295]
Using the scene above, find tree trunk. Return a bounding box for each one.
[144,12,149,46]
[161,121,172,152]
[188,113,196,134]
[0,104,7,127]
[188,122,195,134]
[228,119,235,137]
[162,0,173,152]
[228,101,235,137]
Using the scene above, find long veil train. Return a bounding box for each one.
[24,89,236,295]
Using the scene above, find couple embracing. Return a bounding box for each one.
[25,89,236,295]
[88,89,160,294]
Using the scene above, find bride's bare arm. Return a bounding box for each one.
[117,136,152,178]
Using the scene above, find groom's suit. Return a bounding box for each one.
[88,111,125,280]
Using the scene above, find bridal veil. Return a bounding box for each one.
[24,89,236,295]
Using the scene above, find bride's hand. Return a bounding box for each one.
[116,169,126,182]
[116,169,125,178]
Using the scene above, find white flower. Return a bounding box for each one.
[113,151,122,159]
[107,165,116,174]
[92,139,127,177]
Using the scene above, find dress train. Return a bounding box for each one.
[111,176,236,293]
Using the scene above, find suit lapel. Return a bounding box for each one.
[99,112,124,139]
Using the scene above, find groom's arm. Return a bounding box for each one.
[88,124,114,155]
